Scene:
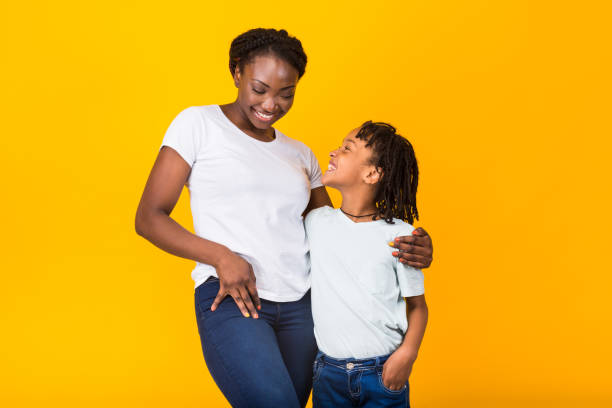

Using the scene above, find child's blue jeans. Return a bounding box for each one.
[312,350,410,407]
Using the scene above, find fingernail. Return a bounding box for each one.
[254,314,259,319]
[395,238,400,242]
[392,251,398,256]
[245,313,250,318]
[388,241,395,247]
[258,305,261,310]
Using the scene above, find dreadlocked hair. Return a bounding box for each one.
[229,28,307,79]
[355,121,419,225]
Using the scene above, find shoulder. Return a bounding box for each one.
[167,105,224,143]
[306,205,334,221]
[305,205,335,229]
[173,105,216,122]
[174,105,199,119]
[174,105,218,125]
[387,218,416,237]
[162,106,217,159]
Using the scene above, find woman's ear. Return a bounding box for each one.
[363,166,383,185]
[233,67,241,88]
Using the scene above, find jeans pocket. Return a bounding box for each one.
[312,359,324,384]
[377,372,407,395]
[195,279,220,316]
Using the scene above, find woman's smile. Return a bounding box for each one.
[252,108,276,122]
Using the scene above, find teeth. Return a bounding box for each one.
[255,111,273,120]
[328,164,336,171]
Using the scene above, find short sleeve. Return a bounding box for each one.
[306,148,323,189]
[395,223,425,297]
[160,107,203,167]
[397,263,424,297]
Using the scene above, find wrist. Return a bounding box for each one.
[395,346,418,363]
[210,245,233,268]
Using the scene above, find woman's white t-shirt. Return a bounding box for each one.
[160,105,323,301]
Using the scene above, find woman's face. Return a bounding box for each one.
[233,54,299,130]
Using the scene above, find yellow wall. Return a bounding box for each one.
[1,1,610,407]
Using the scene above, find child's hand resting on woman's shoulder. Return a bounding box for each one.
[381,347,416,391]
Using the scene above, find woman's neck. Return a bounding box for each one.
[220,102,275,141]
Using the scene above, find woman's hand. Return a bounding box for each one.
[211,251,261,319]
[390,227,433,268]
[382,348,416,391]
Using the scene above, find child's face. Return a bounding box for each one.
[321,127,380,189]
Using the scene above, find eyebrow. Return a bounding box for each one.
[345,139,356,145]
[253,79,296,91]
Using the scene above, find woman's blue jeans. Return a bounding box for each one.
[194,277,318,408]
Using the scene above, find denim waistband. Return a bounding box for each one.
[316,351,391,371]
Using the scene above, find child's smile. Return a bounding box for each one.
[321,126,379,189]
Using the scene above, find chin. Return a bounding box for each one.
[248,117,274,129]
[321,173,336,187]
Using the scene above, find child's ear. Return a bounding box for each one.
[364,166,383,185]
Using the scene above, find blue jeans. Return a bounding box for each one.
[194,277,318,408]
[312,351,410,408]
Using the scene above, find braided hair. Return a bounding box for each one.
[355,121,419,225]
[229,28,307,79]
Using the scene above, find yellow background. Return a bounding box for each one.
[1,1,611,407]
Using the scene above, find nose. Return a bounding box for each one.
[261,97,277,113]
[329,149,337,157]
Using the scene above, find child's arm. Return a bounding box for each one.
[381,295,428,391]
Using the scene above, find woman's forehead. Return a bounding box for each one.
[244,55,298,86]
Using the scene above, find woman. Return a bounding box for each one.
[135,28,433,408]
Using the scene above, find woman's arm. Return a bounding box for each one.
[381,295,428,390]
[304,187,433,268]
[135,146,261,318]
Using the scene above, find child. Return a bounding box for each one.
[305,121,428,408]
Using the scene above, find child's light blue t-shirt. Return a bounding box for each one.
[305,206,424,359]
